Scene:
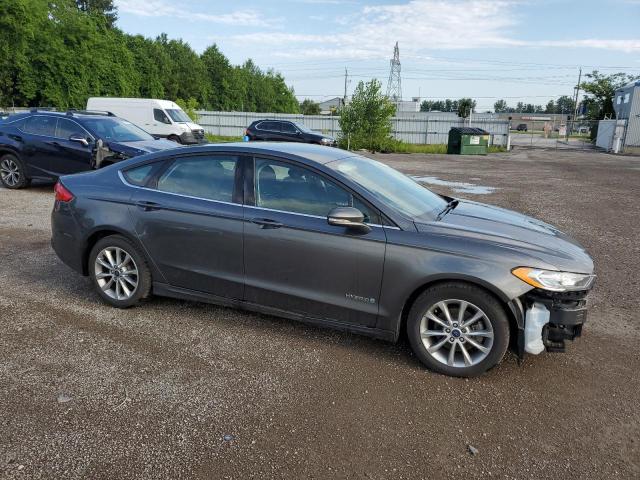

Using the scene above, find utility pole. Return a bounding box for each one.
[386,42,402,104]
[568,67,582,140]
[343,68,348,108]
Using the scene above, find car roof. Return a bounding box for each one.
[183,142,351,165]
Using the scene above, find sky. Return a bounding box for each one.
[114,0,640,111]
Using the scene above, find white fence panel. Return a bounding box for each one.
[196,111,510,146]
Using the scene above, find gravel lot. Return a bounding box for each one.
[1,148,639,479]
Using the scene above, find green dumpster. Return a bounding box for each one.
[447,127,490,155]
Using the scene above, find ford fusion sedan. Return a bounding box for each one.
[0,109,180,189]
[51,143,595,377]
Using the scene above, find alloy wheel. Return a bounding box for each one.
[0,158,20,187]
[419,299,494,368]
[94,246,139,301]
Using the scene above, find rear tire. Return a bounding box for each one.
[88,235,152,308]
[407,282,510,377]
[0,154,29,189]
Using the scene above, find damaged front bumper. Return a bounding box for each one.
[509,288,591,359]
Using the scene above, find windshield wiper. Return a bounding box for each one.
[436,199,459,220]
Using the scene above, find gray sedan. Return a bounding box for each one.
[51,143,595,377]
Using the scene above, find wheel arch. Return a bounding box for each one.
[81,227,147,276]
[394,274,519,344]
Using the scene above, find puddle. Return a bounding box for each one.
[412,176,496,195]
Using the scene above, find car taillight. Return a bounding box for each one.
[54,181,74,202]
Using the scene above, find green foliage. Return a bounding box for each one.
[370,139,506,154]
[338,79,395,152]
[457,98,476,118]
[205,134,244,143]
[581,70,639,119]
[299,99,321,115]
[0,1,299,113]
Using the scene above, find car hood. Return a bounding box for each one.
[415,199,594,274]
[107,139,180,157]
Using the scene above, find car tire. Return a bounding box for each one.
[407,282,510,377]
[89,235,152,308]
[168,135,182,144]
[0,153,29,189]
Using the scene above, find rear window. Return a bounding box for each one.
[257,121,280,132]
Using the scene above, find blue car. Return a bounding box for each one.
[0,109,180,189]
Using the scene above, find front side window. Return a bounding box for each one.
[254,158,380,223]
[22,116,57,136]
[56,118,87,139]
[154,109,171,124]
[281,122,297,134]
[156,155,238,202]
[82,117,154,142]
[330,155,447,222]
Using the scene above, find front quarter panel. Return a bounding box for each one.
[376,228,535,332]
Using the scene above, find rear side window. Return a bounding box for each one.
[56,118,87,139]
[22,116,57,136]
[154,109,171,124]
[257,121,279,132]
[156,155,238,202]
[123,164,156,186]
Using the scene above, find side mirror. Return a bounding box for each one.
[69,133,89,147]
[327,207,371,233]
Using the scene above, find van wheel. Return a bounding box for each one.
[168,135,182,144]
[0,154,29,189]
[89,235,152,308]
[407,282,510,377]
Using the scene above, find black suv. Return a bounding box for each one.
[245,120,336,146]
[0,110,180,189]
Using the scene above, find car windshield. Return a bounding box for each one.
[330,156,448,221]
[166,109,192,123]
[82,117,154,142]
[293,122,314,133]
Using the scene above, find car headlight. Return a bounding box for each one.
[320,137,333,144]
[512,267,595,292]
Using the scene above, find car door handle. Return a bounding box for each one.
[250,218,283,229]
[136,200,163,211]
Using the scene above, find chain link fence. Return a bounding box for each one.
[509,118,599,150]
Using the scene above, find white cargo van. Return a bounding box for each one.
[86,98,206,144]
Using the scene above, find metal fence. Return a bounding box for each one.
[196,111,511,146]
[508,118,599,150]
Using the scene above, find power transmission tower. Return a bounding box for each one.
[386,42,402,102]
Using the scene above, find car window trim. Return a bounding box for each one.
[121,152,246,205]
[248,155,392,227]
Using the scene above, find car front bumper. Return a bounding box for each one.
[525,288,591,352]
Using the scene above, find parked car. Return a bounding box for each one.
[51,143,594,377]
[245,120,336,146]
[515,123,528,132]
[0,109,180,189]
[86,98,206,145]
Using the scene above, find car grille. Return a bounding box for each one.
[193,130,205,140]
[526,288,590,309]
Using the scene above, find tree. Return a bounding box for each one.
[555,95,575,114]
[76,0,117,27]
[581,70,639,119]
[493,99,508,113]
[338,79,395,152]
[544,100,556,113]
[457,98,476,118]
[300,99,321,115]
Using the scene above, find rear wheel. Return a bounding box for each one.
[407,282,510,377]
[89,235,151,308]
[0,154,29,189]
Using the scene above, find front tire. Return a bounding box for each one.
[407,282,510,377]
[0,154,29,189]
[168,135,182,144]
[89,235,152,308]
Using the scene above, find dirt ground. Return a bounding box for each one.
[1,147,639,479]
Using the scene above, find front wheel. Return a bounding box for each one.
[0,154,29,189]
[89,235,152,308]
[407,282,510,377]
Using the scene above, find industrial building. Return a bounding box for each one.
[613,80,640,153]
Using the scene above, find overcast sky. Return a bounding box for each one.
[115,0,640,110]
